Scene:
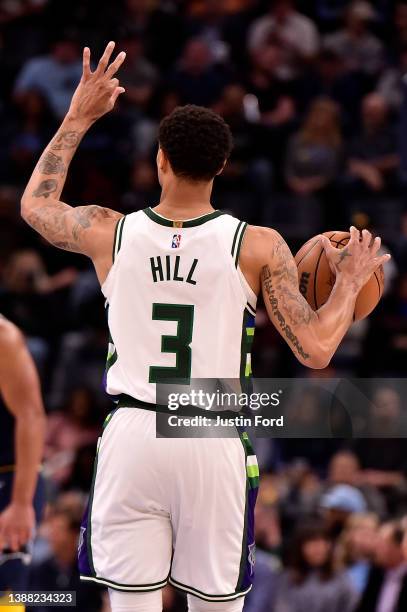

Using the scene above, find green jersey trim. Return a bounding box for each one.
[143,207,225,227]
[234,222,248,268]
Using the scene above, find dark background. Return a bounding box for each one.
[1,1,407,611]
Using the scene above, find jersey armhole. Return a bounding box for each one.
[230,220,257,312]
[231,221,247,268]
[112,216,126,263]
[101,216,126,298]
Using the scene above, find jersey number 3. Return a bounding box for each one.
[149,303,195,384]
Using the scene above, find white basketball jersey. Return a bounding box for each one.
[102,207,257,404]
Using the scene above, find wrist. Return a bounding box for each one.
[63,112,93,132]
[334,273,360,297]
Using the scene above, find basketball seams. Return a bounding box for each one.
[296,231,384,321]
[296,232,337,267]
[313,247,325,310]
[373,270,382,300]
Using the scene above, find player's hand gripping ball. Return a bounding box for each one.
[295,230,385,321]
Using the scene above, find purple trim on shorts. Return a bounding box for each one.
[78,502,92,576]
[241,485,258,591]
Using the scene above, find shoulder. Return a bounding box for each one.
[243,225,283,257]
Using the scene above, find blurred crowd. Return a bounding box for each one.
[0,0,406,611]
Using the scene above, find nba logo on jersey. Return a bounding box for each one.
[172,234,182,248]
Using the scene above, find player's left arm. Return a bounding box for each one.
[0,318,46,552]
[20,42,126,279]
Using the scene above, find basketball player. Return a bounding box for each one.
[0,316,45,595]
[20,42,390,612]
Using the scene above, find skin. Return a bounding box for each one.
[21,41,391,369]
[0,317,46,552]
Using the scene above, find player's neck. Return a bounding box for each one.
[155,180,215,220]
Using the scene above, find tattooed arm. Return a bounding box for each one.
[21,42,126,283]
[240,226,390,369]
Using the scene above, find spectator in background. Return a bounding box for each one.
[355,521,407,612]
[354,387,407,513]
[347,93,400,195]
[285,97,342,196]
[214,83,273,220]
[121,159,160,213]
[13,33,82,119]
[44,387,100,487]
[28,504,103,612]
[248,0,319,79]
[0,249,76,372]
[245,41,296,130]
[320,484,368,539]
[119,0,185,70]
[299,49,366,128]
[324,1,384,80]
[326,451,386,518]
[336,513,379,595]
[168,37,230,106]
[117,31,158,115]
[362,273,407,376]
[274,522,357,612]
[285,98,343,228]
[8,90,57,183]
[377,44,407,112]
[184,0,230,63]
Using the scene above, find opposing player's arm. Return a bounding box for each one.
[20,42,126,278]
[0,318,46,551]
[241,226,390,369]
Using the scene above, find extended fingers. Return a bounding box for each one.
[361,228,372,249]
[370,235,382,256]
[372,254,391,270]
[348,225,360,249]
[82,47,91,80]
[105,51,126,78]
[95,41,116,75]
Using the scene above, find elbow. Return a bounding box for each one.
[300,344,332,370]
[307,354,332,370]
[20,195,30,221]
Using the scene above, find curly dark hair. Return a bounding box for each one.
[158,105,233,181]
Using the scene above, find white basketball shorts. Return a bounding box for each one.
[78,406,259,602]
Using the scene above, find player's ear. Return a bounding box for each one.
[157,147,168,173]
[216,159,227,176]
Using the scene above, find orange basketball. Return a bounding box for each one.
[295,231,385,321]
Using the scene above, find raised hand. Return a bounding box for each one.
[321,226,391,294]
[68,41,126,125]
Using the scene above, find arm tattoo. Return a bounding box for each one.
[25,204,116,253]
[262,238,313,360]
[71,206,111,241]
[22,120,118,255]
[32,179,58,199]
[50,131,82,151]
[38,152,66,175]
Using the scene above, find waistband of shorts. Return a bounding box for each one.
[116,394,239,419]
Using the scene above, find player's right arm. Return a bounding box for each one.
[240,226,390,369]
[20,42,126,285]
[0,318,46,551]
